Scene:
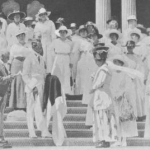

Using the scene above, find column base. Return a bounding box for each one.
[0,140,12,149]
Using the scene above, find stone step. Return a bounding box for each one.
[5,107,87,115]
[4,114,86,122]
[3,129,145,138]
[5,137,150,147]
[3,121,145,130]
[67,107,87,114]
[67,100,86,107]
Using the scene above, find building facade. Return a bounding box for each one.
[0,0,150,32]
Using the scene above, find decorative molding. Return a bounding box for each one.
[1,0,20,17]
[27,0,44,18]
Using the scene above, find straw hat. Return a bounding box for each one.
[55,26,72,37]
[127,15,137,21]
[7,10,26,20]
[88,30,103,39]
[36,8,51,18]
[128,28,142,40]
[15,29,26,37]
[86,21,95,27]
[106,29,122,40]
[56,18,65,24]
[106,16,118,24]
[110,54,128,67]
[70,23,77,28]
[24,16,34,22]
[93,43,109,52]
[92,43,109,60]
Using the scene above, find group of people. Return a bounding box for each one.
[0,6,150,148]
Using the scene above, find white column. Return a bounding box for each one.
[122,0,136,31]
[96,0,111,34]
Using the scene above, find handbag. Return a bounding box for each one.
[119,93,135,122]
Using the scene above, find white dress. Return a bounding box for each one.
[34,19,56,73]
[51,38,72,94]
[75,38,93,94]
[110,71,138,138]
[6,22,26,50]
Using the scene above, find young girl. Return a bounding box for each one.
[89,44,117,148]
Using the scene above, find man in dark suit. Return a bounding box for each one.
[0,51,15,148]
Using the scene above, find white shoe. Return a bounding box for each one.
[41,131,52,138]
[121,141,127,147]
[111,141,121,147]
[29,134,37,138]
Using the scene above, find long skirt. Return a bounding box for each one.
[51,54,71,94]
[76,53,88,94]
[9,59,26,109]
[113,98,138,138]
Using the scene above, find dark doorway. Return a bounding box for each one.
[137,0,150,27]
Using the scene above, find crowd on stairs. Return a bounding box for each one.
[0,5,149,149]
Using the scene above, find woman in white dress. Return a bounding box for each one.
[75,25,93,94]
[50,26,72,94]
[89,44,117,148]
[34,8,56,73]
[8,30,31,110]
[6,10,26,50]
[105,29,123,58]
[110,55,138,147]
[124,41,145,118]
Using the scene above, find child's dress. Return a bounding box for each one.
[89,63,117,143]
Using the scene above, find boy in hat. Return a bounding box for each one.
[6,10,26,50]
[22,37,51,138]
[89,44,117,148]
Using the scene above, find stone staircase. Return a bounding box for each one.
[3,99,150,147]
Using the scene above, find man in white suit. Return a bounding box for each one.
[22,38,51,138]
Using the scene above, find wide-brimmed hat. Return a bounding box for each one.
[86,21,95,27]
[56,18,65,24]
[55,26,72,37]
[24,16,34,22]
[15,29,26,37]
[147,28,150,33]
[92,43,109,60]
[106,16,118,24]
[78,25,88,33]
[127,15,137,21]
[93,43,109,52]
[88,30,103,39]
[106,29,122,40]
[128,28,142,40]
[70,23,77,28]
[7,10,26,20]
[36,8,51,18]
[110,54,128,67]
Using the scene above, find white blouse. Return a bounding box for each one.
[50,38,72,54]
[6,22,26,48]
[10,44,31,63]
